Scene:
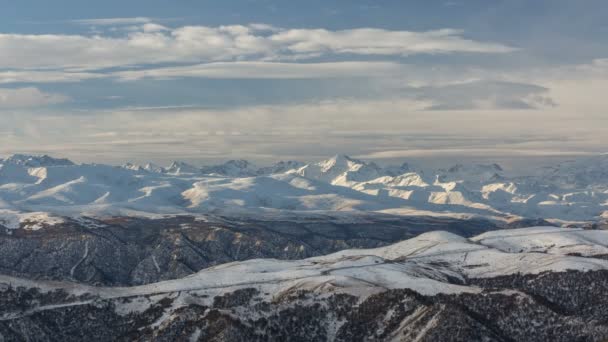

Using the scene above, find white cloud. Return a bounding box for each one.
[270,28,517,56]
[0,88,69,108]
[356,149,597,159]
[0,70,104,84]
[142,23,169,33]
[0,61,404,83]
[114,61,405,80]
[0,24,516,71]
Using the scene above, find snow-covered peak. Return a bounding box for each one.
[122,162,145,172]
[296,154,383,184]
[1,154,74,168]
[165,161,200,175]
[121,162,166,173]
[143,163,164,173]
[257,160,305,175]
[319,154,360,171]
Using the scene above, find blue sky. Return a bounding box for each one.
[0,1,607,164]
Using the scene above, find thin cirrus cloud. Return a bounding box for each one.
[0,70,105,84]
[0,61,405,84]
[114,61,405,80]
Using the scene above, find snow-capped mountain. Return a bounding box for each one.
[1,154,74,167]
[256,160,305,175]
[164,161,201,175]
[2,227,608,341]
[293,154,384,185]
[0,153,607,224]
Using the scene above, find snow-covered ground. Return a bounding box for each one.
[0,153,607,227]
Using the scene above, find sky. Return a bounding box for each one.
[0,0,607,166]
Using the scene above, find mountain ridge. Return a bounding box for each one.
[0,153,606,224]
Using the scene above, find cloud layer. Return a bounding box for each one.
[0,24,515,71]
[0,16,605,164]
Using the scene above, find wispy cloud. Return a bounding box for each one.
[404,80,557,110]
[270,28,517,56]
[0,87,69,108]
[114,61,405,81]
[0,70,104,84]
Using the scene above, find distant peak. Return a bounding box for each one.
[320,154,364,167]
[165,161,200,174]
[3,154,74,167]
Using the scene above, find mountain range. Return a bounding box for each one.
[1,153,608,341]
[0,153,606,227]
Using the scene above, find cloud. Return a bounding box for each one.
[403,80,556,110]
[1,93,605,163]
[114,61,405,80]
[0,87,69,108]
[0,61,404,84]
[0,70,104,84]
[356,149,596,159]
[0,24,516,71]
[270,28,517,56]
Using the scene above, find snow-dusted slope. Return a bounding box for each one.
[3,227,608,300]
[0,154,607,224]
[3,226,608,342]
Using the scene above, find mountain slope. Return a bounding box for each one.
[2,227,608,341]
